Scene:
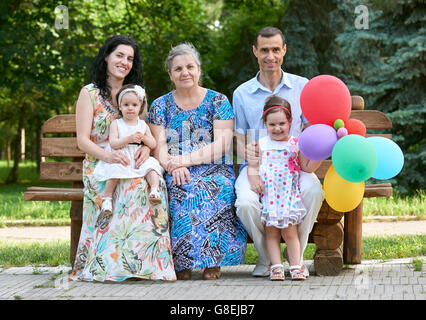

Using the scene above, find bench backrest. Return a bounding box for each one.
[39,96,392,182]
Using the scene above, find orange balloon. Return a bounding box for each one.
[323,164,365,212]
[345,119,366,136]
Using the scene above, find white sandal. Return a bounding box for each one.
[101,197,112,215]
[289,265,307,281]
[270,264,285,281]
[149,187,162,204]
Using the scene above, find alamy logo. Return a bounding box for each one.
[354,5,369,30]
[54,5,69,30]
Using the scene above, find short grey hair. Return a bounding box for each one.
[165,42,202,71]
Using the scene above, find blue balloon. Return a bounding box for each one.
[367,137,404,179]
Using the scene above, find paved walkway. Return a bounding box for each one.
[1,258,425,301]
[0,222,424,301]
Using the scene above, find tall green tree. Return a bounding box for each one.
[211,0,289,97]
[333,0,426,193]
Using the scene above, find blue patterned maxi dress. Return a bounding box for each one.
[148,89,247,272]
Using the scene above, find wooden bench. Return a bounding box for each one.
[24,95,393,275]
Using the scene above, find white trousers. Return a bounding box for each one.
[235,166,324,265]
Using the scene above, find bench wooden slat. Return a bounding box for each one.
[350,110,392,129]
[26,187,82,192]
[364,183,393,197]
[315,160,332,180]
[351,96,364,110]
[40,162,83,181]
[365,133,392,139]
[22,182,391,203]
[42,114,77,134]
[41,137,85,157]
[24,189,83,201]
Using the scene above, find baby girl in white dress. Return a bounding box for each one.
[94,84,164,214]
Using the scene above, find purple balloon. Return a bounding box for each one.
[299,124,338,161]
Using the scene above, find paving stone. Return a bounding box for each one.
[0,258,424,300]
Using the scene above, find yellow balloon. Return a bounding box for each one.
[323,164,365,212]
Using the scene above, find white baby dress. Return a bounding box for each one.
[259,135,306,229]
[93,118,164,181]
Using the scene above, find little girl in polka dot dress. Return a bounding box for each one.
[248,95,320,281]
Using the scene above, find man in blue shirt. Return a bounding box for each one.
[233,26,324,277]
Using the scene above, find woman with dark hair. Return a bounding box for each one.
[90,35,144,103]
[69,35,176,282]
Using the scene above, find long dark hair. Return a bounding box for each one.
[90,35,144,101]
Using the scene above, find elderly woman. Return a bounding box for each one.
[148,43,246,280]
[69,35,176,282]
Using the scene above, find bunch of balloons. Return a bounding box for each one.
[299,75,404,212]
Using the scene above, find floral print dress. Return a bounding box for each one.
[69,83,176,282]
[259,135,307,229]
[148,89,247,272]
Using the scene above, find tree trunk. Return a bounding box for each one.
[6,104,25,183]
[5,127,21,183]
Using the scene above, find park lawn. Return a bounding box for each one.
[0,161,424,226]
[0,235,424,268]
[0,183,71,227]
[0,161,425,267]
[0,161,71,226]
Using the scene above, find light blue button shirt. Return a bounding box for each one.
[232,70,309,142]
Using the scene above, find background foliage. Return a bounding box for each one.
[0,0,424,194]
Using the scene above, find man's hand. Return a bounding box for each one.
[247,166,264,194]
[246,141,260,165]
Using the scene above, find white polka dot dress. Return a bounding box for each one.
[259,135,307,229]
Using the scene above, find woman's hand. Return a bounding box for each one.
[134,145,151,168]
[166,155,189,174]
[171,167,191,186]
[246,141,260,165]
[107,151,130,166]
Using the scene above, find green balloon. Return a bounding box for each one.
[334,118,345,130]
[331,135,378,182]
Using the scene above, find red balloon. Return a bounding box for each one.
[345,119,366,136]
[300,75,352,127]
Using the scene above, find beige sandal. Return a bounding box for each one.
[270,264,285,281]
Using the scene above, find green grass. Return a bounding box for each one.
[243,234,426,264]
[0,161,71,226]
[0,160,425,267]
[0,240,70,268]
[0,235,424,268]
[0,161,424,226]
[363,190,425,219]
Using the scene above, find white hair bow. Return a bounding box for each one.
[118,85,146,106]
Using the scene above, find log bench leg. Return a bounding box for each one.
[69,200,82,267]
[312,203,344,276]
[312,223,344,276]
[343,201,363,264]
[314,248,343,276]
